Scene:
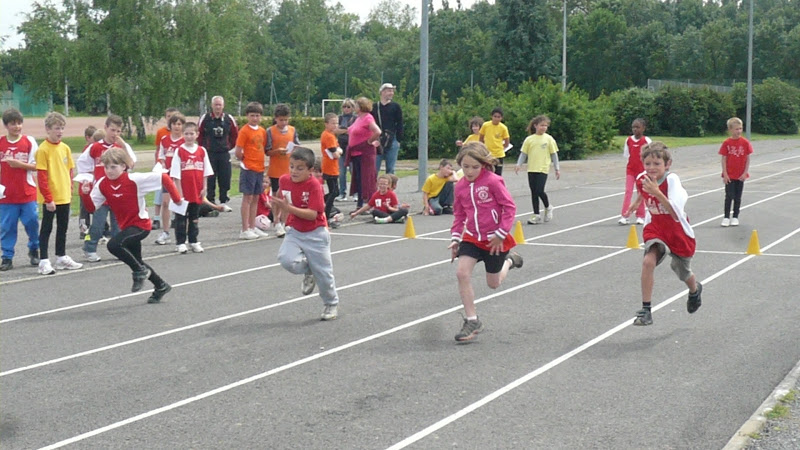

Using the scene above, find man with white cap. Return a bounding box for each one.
[372,83,404,175]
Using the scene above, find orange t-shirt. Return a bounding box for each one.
[266,125,297,179]
[236,124,267,173]
[154,126,169,161]
[320,130,339,176]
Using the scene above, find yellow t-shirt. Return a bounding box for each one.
[521,133,559,173]
[36,140,74,205]
[464,133,480,144]
[422,173,449,198]
[479,122,509,159]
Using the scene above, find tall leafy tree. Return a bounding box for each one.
[495,0,560,87]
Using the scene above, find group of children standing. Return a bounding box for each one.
[1,102,756,339]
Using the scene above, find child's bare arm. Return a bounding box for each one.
[349,203,370,218]
[4,159,36,171]
[721,155,730,183]
[626,194,643,217]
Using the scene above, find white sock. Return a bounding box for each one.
[466,315,477,321]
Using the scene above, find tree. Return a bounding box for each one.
[495,0,560,87]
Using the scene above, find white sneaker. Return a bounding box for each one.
[252,227,269,237]
[721,218,731,227]
[321,304,338,321]
[635,217,645,225]
[84,251,101,262]
[38,258,55,275]
[176,243,188,254]
[527,215,542,225]
[275,223,286,238]
[302,272,316,295]
[54,255,83,270]
[189,242,204,253]
[332,212,345,223]
[221,203,233,212]
[618,216,628,225]
[730,217,739,226]
[98,236,110,245]
[239,229,259,240]
[544,205,554,222]
[335,195,348,202]
[155,231,170,245]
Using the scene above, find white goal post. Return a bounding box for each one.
[321,99,344,117]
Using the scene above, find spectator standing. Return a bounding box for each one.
[335,98,356,201]
[372,83,403,175]
[198,96,238,211]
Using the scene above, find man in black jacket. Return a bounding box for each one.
[198,96,239,211]
[372,83,403,175]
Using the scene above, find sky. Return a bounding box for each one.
[1,0,487,50]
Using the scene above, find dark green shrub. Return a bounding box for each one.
[609,88,658,135]
[732,78,799,134]
[654,87,706,137]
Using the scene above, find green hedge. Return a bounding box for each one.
[732,78,800,134]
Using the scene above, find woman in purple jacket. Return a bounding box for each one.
[448,142,523,343]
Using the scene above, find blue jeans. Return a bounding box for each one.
[0,202,39,259]
[375,137,399,174]
[338,156,349,196]
[83,204,120,253]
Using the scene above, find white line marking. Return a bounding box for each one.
[37,248,632,449]
[385,225,800,450]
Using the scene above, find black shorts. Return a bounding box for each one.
[457,241,509,274]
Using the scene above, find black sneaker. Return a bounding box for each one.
[206,210,220,218]
[0,258,12,271]
[455,317,484,342]
[507,252,523,269]
[147,283,172,303]
[131,268,151,292]
[152,219,161,230]
[29,249,40,266]
[687,282,702,314]
[442,206,453,215]
[633,309,653,326]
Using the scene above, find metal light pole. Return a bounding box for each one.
[418,0,429,189]
[561,0,567,92]
[746,0,754,139]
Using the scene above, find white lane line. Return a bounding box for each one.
[37,248,631,450]
[0,257,451,377]
[386,225,800,450]
[0,230,442,325]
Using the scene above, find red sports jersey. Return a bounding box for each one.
[625,135,651,176]
[278,173,328,232]
[0,135,38,203]
[368,190,399,213]
[170,144,212,204]
[89,140,121,180]
[636,172,696,258]
[90,172,179,231]
[718,137,753,180]
[159,135,185,171]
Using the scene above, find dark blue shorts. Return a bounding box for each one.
[239,169,265,196]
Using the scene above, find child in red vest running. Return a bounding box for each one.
[626,142,702,326]
[81,147,183,303]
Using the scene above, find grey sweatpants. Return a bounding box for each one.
[278,227,339,305]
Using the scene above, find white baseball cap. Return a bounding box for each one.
[379,83,396,93]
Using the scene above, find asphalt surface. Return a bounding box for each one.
[1,139,799,449]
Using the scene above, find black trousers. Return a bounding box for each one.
[724,180,745,218]
[107,226,166,288]
[206,152,232,204]
[527,172,550,214]
[39,203,70,259]
[174,202,201,244]
[323,174,339,219]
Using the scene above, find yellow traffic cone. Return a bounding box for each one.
[626,225,640,249]
[403,216,417,239]
[513,220,526,244]
[746,229,761,255]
